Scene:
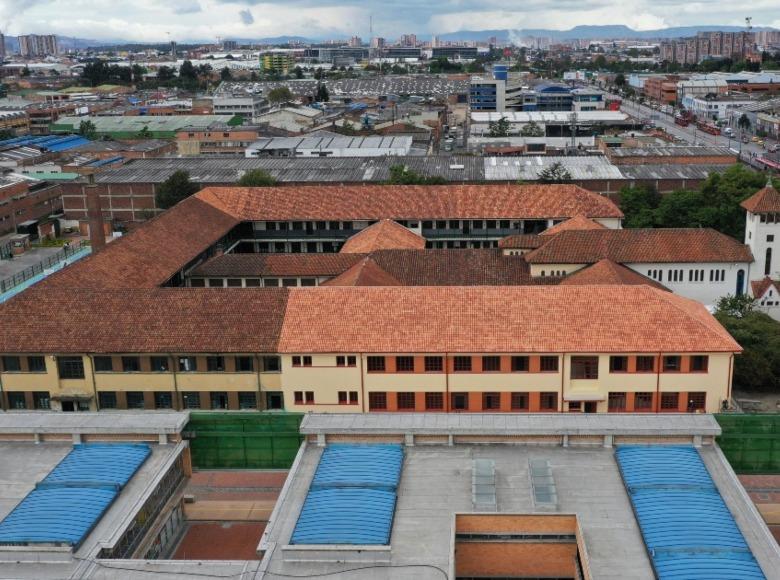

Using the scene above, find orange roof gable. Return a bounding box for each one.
[321,257,402,286]
[340,220,426,253]
[560,259,669,290]
[540,215,607,236]
[751,276,780,298]
[741,180,780,214]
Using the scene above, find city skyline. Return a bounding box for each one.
[1,0,778,44]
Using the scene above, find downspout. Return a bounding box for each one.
[726,353,734,405]
[0,365,5,411]
[560,353,565,412]
[359,353,366,413]
[169,354,180,410]
[88,355,99,411]
[445,351,450,413]
[655,352,662,413]
[255,353,263,410]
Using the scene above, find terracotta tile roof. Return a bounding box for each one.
[741,181,780,214]
[277,286,741,353]
[751,277,780,298]
[496,234,546,250]
[1,285,739,354]
[340,220,426,253]
[190,253,363,277]
[194,184,624,220]
[525,228,753,264]
[321,257,403,286]
[539,215,607,236]
[40,196,240,289]
[188,249,554,286]
[560,259,669,290]
[0,287,288,353]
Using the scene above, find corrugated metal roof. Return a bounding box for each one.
[291,444,403,545]
[485,155,624,181]
[0,443,151,548]
[619,164,732,180]
[616,446,765,580]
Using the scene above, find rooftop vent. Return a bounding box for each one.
[529,458,557,509]
[472,458,496,512]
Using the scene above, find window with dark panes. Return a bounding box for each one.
[122,356,140,372]
[238,392,257,409]
[424,356,443,372]
[368,392,387,410]
[226,278,242,287]
[609,356,628,373]
[338,391,348,405]
[57,356,84,379]
[511,356,529,372]
[397,392,416,410]
[93,356,114,372]
[482,392,501,410]
[235,356,254,372]
[8,392,26,409]
[305,391,314,403]
[663,356,681,372]
[367,356,386,372]
[151,356,169,372]
[690,355,708,372]
[482,356,501,372]
[178,356,197,372]
[635,392,653,410]
[453,356,472,372]
[451,393,469,410]
[98,392,117,409]
[27,356,46,372]
[687,392,706,411]
[540,356,559,372]
[206,356,225,372]
[636,356,655,372]
[336,356,346,367]
[126,391,146,409]
[181,392,201,409]
[302,356,312,367]
[571,356,599,379]
[349,391,358,405]
[608,392,626,411]
[155,392,173,409]
[263,356,280,372]
[33,391,50,410]
[511,392,529,410]
[210,392,229,409]
[425,392,443,410]
[2,356,21,372]
[294,391,303,404]
[540,392,558,411]
[660,392,679,410]
[396,356,414,372]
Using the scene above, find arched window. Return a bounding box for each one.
[766,248,773,276]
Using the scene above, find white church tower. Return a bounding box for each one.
[743,178,780,283]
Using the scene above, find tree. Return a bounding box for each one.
[715,294,757,319]
[614,73,627,89]
[156,65,175,82]
[293,66,304,79]
[738,113,751,132]
[387,165,446,185]
[715,307,780,393]
[314,83,329,103]
[155,170,200,209]
[237,169,277,187]
[619,185,660,228]
[488,117,510,137]
[21,66,30,77]
[78,120,97,140]
[520,121,544,137]
[537,162,572,183]
[220,67,233,81]
[131,64,147,84]
[136,126,151,139]
[178,60,197,81]
[267,86,294,105]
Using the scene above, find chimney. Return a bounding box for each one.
[85,172,106,253]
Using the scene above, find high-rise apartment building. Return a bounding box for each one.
[17,34,58,57]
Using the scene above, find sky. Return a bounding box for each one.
[1,0,778,43]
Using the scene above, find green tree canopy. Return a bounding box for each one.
[619,185,660,228]
[237,169,277,187]
[537,162,572,183]
[220,67,232,81]
[387,165,446,185]
[155,170,200,210]
[314,83,329,103]
[156,65,175,82]
[78,119,97,140]
[267,86,294,105]
[488,117,511,137]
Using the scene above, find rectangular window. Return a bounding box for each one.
[424,356,443,372]
[482,392,501,410]
[397,392,416,410]
[540,392,558,411]
[367,356,386,372]
[425,392,443,410]
[57,356,85,379]
[235,356,254,372]
[608,392,627,412]
[636,356,655,373]
[571,356,599,380]
[262,356,281,372]
[511,356,529,372]
[663,356,681,372]
[609,356,628,373]
[2,356,21,372]
[690,355,709,372]
[151,356,169,372]
[238,392,257,409]
[8,392,26,409]
[660,392,679,411]
[540,356,559,372]
[336,356,346,367]
[481,356,501,372]
[122,356,141,372]
[210,392,229,409]
[453,356,472,372]
[182,392,201,409]
[396,356,414,372]
[338,391,348,405]
[33,391,51,410]
[368,392,387,410]
[292,356,301,366]
[126,391,146,409]
[687,392,706,411]
[94,356,114,372]
[305,391,314,403]
[178,356,197,372]
[451,393,469,411]
[27,356,46,373]
[349,391,358,405]
[511,392,529,410]
[635,392,653,410]
[98,391,117,409]
[294,391,303,404]
[155,392,173,409]
[302,356,312,367]
[206,356,225,372]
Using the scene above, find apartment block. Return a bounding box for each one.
[17,34,58,57]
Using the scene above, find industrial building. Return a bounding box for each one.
[245,134,414,158]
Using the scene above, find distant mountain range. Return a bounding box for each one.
[3,26,777,51]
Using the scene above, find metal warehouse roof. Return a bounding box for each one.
[0,134,90,152]
[247,134,413,153]
[615,446,765,580]
[291,444,403,545]
[311,445,403,490]
[619,164,732,180]
[0,443,151,548]
[485,155,624,181]
[609,146,735,157]
[471,111,629,123]
[52,115,234,132]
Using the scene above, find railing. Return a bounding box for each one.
[0,241,86,294]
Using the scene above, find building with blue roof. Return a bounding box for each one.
[616,445,766,580]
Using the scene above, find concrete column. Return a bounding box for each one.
[447,434,454,446]
[33,432,41,444]
[73,433,82,444]
[404,433,414,447]
[603,434,613,448]
[159,433,169,445]
[562,434,569,447]
[317,433,326,447]
[693,435,702,448]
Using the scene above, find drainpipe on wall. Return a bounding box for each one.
[255,353,263,410]
[359,353,366,414]
[559,353,565,412]
[0,368,6,411]
[444,351,450,413]
[655,352,662,413]
[88,355,99,411]
[169,354,180,411]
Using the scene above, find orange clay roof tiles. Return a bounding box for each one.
[741,181,780,214]
[191,253,363,277]
[194,184,624,221]
[276,286,741,354]
[539,215,607,236]
[496,234,546,250]
[524,228,753,264]
[559,259,669,290]
[321,257,403,286]
[751,277,780,298]
[340,220,426,253]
